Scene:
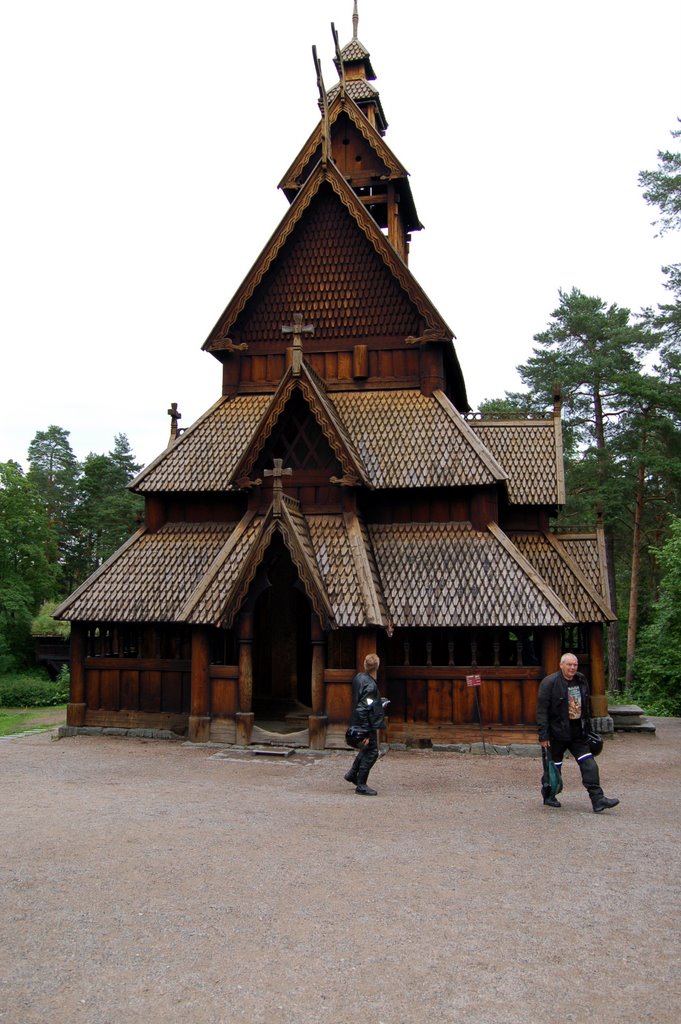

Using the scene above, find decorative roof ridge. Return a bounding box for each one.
[53,527,147,619]
[432,390,508,482]
[204,159,452,351]
[342,509,388,626]
[278,93,408,193]
[554,410,566,506]
[467,414,554,423]
[542,532,616,621]
[176,511,257,622]
[278,500,336,627]
[486,523,577,624]
[129,395,229,491]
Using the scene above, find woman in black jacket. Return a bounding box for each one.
[344,653,386,795]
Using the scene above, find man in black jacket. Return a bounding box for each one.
[344,653,386,795]
[537,652,619,813]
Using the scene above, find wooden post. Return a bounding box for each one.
[309,616,328,750]
[66,623,87,727]
[189,627,211,743]
[541,628,562,678]
[236,610,254,746]
[589,624,608,717]
[356,629,379,674]
[353,344,369,379]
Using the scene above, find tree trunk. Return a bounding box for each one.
[594,385,620,691]
[625,456,646,689]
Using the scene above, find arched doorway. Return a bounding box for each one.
[252,535,312,729]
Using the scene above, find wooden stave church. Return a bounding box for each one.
[55,9,615,749]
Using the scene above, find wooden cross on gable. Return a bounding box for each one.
[282,312,314,376]
[263,458,293,516]
[167,402,183,444]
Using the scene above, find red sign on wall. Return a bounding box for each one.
[466,674,482,687]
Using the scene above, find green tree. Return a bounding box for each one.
[27,425,80,586]
[0,462,58,669]
[610,358,681,686]
[513,288,657,688]
[639,121,681,345]
[68,434,143,586]
[633,516,681,714]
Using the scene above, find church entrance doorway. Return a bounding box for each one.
[252,536,312,731]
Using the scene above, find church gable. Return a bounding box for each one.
[278,101,407,197]
[253,390,340,475]
[229,182,423,345]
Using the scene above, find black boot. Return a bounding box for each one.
[543,796,561,808]
[344,770,357,784]
[593,797,620,813]
[355,784,377,795]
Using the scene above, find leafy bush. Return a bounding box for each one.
[31,601,70,639]
[0,667,70,708]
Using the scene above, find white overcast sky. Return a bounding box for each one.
[2,0,679,470]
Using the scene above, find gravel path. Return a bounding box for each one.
[1,720,680,1024]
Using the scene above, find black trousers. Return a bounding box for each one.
[350,731,379,785]
[542,721,604,805]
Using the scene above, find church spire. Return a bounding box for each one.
[329,1,386,134]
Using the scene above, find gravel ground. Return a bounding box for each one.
[1,720,680,1024]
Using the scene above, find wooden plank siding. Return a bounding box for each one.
[83,657,191,716]
[322,665,542,743]
[237,347,421,391]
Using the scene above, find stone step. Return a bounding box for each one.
[608,704,656,734]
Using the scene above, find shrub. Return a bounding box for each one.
[0,667,70,708]
[30,602,70,639]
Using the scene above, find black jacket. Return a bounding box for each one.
[350,672,386,733]
[536,670,592,743]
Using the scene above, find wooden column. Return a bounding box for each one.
[308,617,328,750]
[66,623,87,727]
[356,629,379,673]
[589,624,608,717]
[541,628,562,678]
[189,626,211,743]
[419,344,445,396]
[236,610,254,746]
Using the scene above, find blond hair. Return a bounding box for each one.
[364,653,380,674]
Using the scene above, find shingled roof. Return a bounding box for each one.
[53,523,238,622]
[130,378,517,498]
[57,507,602,636]
[558,532,612,606]
[333,389,507,489]
[512,532,615,622]
[367,521,576,628]
[470,418,565,506]
[203,161,453,352]
[130,395,271,494]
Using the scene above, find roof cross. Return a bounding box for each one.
[282,312,314,375]
[167,402,182,444]
[264,458,293,516]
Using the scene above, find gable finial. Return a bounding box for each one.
[312,45,330,164]
[282,312,314,376]
[167,402,182,445]
[353,0,359,39]
[264,458,293,517]
[331,22,346,97]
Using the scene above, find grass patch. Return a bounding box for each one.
[0,705,67,737]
